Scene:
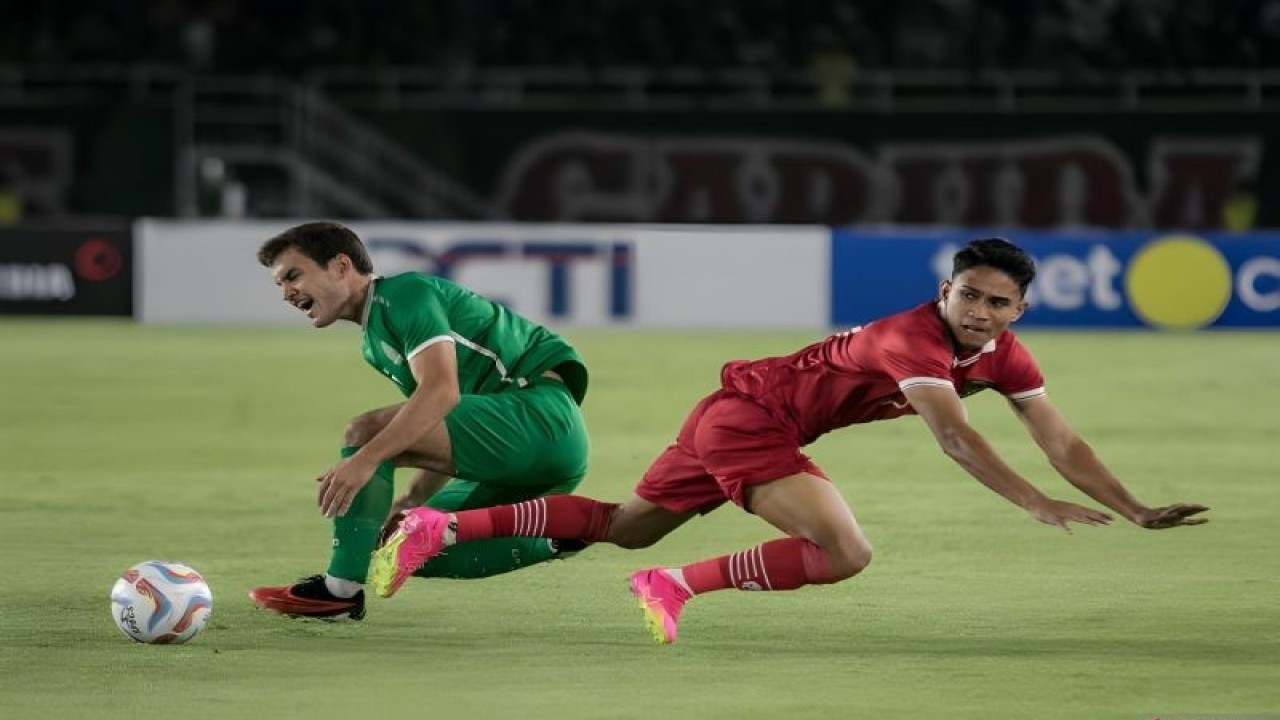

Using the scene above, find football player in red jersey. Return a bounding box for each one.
[370,237,1208,643]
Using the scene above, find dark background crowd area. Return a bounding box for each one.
[2,0,1279,77]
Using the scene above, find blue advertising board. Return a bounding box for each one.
[830,229,1280,328]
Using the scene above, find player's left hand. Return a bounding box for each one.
[1027,497,1114,533]
[317,457,378,518]
[1132,503,1210,529]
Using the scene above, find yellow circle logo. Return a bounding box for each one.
[1125,236,1232,330]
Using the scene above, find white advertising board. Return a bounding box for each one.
[137,221,828,328]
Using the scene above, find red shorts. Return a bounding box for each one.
[634,390,827,514]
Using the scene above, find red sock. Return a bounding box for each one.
[680,537,839,594]
[452,496,618,544]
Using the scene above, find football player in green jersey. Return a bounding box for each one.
[249,221,591,620]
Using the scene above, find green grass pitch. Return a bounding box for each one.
[1,319,1276,719]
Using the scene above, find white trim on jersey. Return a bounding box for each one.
[1007,386,1047,402]
[954,339,998,368]
[360,275,383,327]
[899,377,955,391]
[448,332,529,387]
[406,334,456,362]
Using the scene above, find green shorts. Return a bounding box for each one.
[442,376,589,492]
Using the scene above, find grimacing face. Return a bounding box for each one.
[269,247,357,328]
[938,266,1028,352]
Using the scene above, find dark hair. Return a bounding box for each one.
[257,221,374,274]
[952,237,1036,294]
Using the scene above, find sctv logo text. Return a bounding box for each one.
[366,237,634,322]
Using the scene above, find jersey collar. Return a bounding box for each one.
[954,339,997,368]
[359,275,382,327]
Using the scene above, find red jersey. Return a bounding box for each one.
[719,302,1046,446]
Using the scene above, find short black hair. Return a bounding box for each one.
[952,237,1036,294]
[257,221,374,274]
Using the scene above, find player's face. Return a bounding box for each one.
[939,266,1027,352]
[269,247,354,328]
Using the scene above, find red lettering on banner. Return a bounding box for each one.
[769,150,875,224]
[498,133,878,224]
[657,150,742,222]
[1147,139,1260,228]
[882,137,1139,227]
[497,132,1260,229]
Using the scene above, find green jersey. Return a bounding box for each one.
[359,273,587,404]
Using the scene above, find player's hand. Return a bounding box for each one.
[1027,498,1113,534]
[1131,503,1209,529]
[316,456,378,518]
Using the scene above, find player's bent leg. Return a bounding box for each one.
[371,495,606,597]
[442,494,691,547]
[412,537,570,579]
[372,383,591,597]
[333,405,448,588]
[627,473,871,643]
[413,476,587,579]
[250,442,396,620]
[746,472,873,582]
[328,448,399,582]
[348,404,455,476]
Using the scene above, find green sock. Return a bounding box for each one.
[325,447,395,583]
[413,537,566,579]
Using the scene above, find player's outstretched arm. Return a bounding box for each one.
[903,385,1112,533]
[1008,395,1209,530]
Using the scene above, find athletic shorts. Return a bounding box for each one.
[634,390,826,514]
[445,376,589,491]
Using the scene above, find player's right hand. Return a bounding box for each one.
[1027,498,1114,534]
[1132,503,1210,529]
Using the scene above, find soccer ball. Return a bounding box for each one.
[110,561,213,644]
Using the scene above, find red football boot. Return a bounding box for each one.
[249,574,366,620]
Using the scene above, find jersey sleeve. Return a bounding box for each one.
[385,279,455,361]
[995,335,1046,402]
[874,325,955,393]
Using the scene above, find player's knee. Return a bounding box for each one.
[827,540,873,581]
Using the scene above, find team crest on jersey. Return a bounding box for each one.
[958,380,994,398]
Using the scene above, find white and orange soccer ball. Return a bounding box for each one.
[110,561,213,644]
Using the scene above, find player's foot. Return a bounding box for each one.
[369,507,450,598]
[249,574,366,620]
[628,568,691,645]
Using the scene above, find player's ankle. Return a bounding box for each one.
[324,574,364,599]
[663,567,695,595]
